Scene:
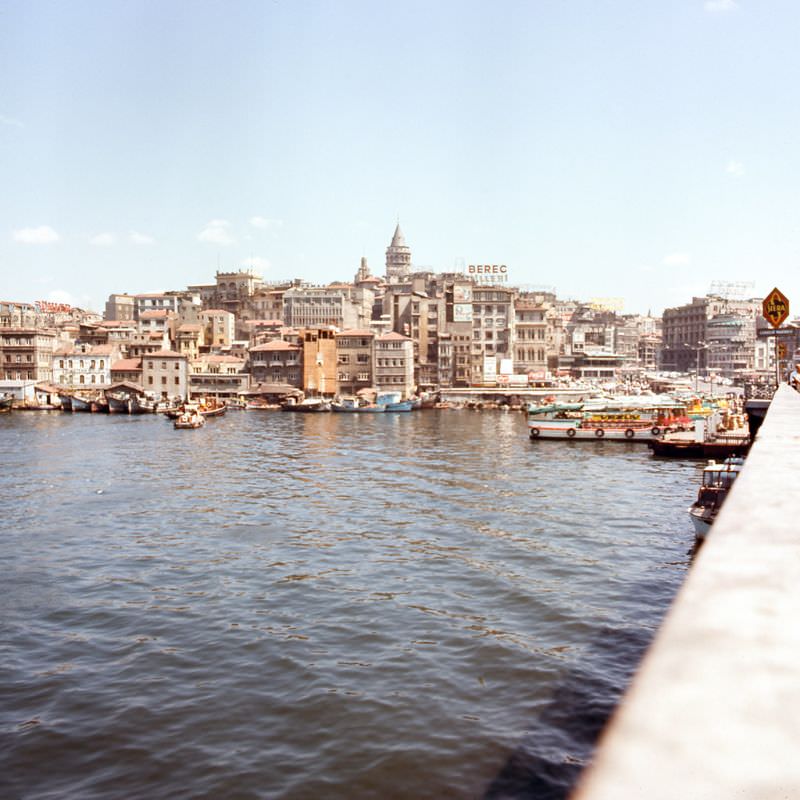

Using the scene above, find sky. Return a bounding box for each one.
[2,0,800,316]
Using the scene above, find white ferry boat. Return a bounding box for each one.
[527,399,685,442]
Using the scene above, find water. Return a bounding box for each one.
[0,410,698,799]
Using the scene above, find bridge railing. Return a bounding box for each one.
[572,384,800,800]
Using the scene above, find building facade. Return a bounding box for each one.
[335,329,375,396]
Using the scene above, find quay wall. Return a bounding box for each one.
[572,384,800,800]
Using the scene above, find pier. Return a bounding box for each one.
[573,384,800,799]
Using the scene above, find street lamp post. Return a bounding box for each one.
[683,341,707,393]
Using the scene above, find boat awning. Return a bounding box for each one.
[245,383,303,397]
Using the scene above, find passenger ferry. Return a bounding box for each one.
[527,398,686,442]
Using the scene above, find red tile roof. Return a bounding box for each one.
[249,340,301,352]
[111,358,142,371]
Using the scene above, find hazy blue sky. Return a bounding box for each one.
[2,0,799,315]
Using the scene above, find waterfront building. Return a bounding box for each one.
[104,294,135,321]
[706,311,759,379]
[300,328,337,396]
[385,223,412,284]
[661,294,760,373]
[382,274,442,390]
[189,354,248,401]
[249,340,303,387]
[436,277,475,387]
[0,328,58,389]
[514,292,561,379]
[52,344,117,389]
[335,329,375,396]
[141,350,189,401]
[110,357,143,386]
[375,331,414,398]
[469,285,516,385]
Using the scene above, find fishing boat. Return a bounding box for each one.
[331,396,362,412]
[527,399,683,442]
[281,398,331,412]
[688,458,744,539]
[174,408,205,429]
[198,398,227,418]
[70,394,92,413]
[384,399,414,412]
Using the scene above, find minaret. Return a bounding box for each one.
[355,256,371,284]
[385,223,411,283]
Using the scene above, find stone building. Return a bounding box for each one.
[200,309,235,349]
[249,340,303,387]
[661,295,760,373]
[104,294,135,321]
[301,328,337,396]
[189,354,248,401]
[514,292,561,378]
[110,357,143,385]
[52,344,117,389]
[282,284,374,330]
[141,350,189,401]
[469,285,516,384]
[0,328,58,386]
[335,329,375,396]
[375,331,414,398]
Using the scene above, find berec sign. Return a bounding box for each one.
[762,287,790,329]
[468,264,508,284]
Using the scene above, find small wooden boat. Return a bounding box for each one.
[174,410,205,429]
[0,393,13,413]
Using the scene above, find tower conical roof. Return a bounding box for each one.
[390,223,405,247]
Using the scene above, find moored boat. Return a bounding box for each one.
[70,394,92,413]
[688,457,744,538]
[385,400,414,412]
[527,400,672,441]
[0,393,13,413]
[281,398,331,412]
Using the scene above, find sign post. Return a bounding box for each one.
[762,287,790,387]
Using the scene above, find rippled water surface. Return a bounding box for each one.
[1,410,698,799]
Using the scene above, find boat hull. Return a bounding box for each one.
[689,505,712,538]
[528,424,656,441]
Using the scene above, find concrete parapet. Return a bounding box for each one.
[572,385,800,800]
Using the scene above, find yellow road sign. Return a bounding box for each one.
[762,287,790,328]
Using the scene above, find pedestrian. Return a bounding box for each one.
[789,360,800,391]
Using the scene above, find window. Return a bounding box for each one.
[100,360,104,369]
[161,376,167,385]
[79,375,85,384]
[175,377,180,385]
[148,376,153,385]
